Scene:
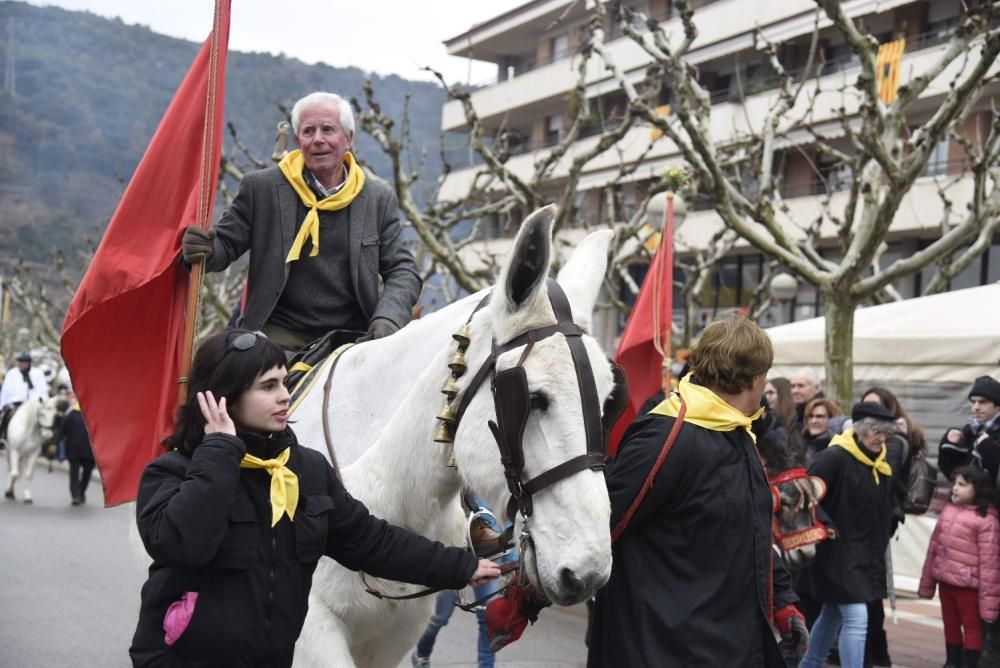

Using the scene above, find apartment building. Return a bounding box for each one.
[439,0,1000,342]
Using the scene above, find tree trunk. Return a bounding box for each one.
[821,288,856,411]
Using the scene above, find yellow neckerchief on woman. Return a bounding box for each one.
[239,447,299,526]
[650,374,765,443]
[278,149,366,262]
[829,428,892,485]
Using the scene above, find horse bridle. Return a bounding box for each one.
[361,279,627,604]
[453,279,627,544]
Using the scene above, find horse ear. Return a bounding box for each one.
[808,476,827,502]
[556,230,613,332]
[499,205,555,311]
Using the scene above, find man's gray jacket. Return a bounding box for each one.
[205,166,421,332]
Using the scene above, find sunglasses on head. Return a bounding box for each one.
[227,330,266,352]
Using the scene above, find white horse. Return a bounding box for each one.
[4,396,62,504]
[291,208,617,667]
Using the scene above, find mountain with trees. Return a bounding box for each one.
[0,1,446,269]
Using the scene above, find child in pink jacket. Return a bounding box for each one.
[920,465,1000,668]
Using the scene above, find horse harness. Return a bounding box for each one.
[452,279,627,547]
[362,279,628,604]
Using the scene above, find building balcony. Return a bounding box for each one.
[441,0,919,132]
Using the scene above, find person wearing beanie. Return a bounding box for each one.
[939,376,1000,482]
[801,402,897,668]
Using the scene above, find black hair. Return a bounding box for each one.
[164,329,288,453]
[952,465,995,517]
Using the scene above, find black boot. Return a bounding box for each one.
[945,643,963,668]
[966,648,981,668]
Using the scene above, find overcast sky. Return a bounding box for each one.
[25,0,524,84]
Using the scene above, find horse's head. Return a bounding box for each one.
[770,468,830,569]
[36,396,63,442]
[452,206,616,606]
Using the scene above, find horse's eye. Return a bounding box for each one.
[529,392,549,412]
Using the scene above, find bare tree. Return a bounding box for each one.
[350,13,694,312]
[597,0,1000,403]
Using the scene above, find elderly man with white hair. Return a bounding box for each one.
[181,91,421,352]
[790,367,823,424]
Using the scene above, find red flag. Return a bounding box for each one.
[60,2,231,506]
[608,202,674,457]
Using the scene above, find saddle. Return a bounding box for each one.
[285,329,363,397]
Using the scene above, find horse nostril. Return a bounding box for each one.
[559,567,585,596]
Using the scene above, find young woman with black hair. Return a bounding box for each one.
[129,329,499,667]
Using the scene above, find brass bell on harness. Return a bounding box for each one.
[447,449,457,469]
[433,421,454,444]
[448,350,467,375]
[441,375,459,399]
[436,401,457,424]
[452,323,471,347]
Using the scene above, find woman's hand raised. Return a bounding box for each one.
[197,391,236,436]
[469,559,502,587]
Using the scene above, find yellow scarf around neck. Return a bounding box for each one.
[829,428,892,485]
[650,374,765,442]
[240,447,299,526]
[279,149,366,262]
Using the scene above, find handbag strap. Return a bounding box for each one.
[610,399,686,542]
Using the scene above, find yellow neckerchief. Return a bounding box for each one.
[239,447,299,526]
[829,428,892,485]
[278,149,366,263]
[650,374,765,443]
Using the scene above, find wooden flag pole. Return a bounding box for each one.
[178,0,225,406]
[651,192,674,393]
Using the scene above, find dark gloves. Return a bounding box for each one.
[182,226,216,264]
[774,604,809,665]
[355,317,399,343]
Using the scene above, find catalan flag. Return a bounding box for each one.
[876,38,906,104]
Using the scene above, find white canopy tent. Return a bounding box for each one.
[767,282,1000,384]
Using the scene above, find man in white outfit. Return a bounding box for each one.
[0,353,50,447]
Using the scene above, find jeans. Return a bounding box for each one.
[800,602,868,668]
[414,584,498,668]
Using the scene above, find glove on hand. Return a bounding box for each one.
[182,226,216,264]
[484,575,550,652]
[355,317,399,343]
[774,604,809,666]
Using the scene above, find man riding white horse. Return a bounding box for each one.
[0,352,50,448]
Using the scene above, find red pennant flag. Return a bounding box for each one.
[60,2,231,506]
[607,203,674,457]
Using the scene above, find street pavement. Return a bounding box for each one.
[0,463,953,668]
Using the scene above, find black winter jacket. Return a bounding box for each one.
[61,409,93,461]
[588,413,796,668]
[807,441,894,603]
[129,430,477,668]
[938,419,1000,483]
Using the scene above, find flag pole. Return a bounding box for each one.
[178,0,225,406]
[651,192,674,393]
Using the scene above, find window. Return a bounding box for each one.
[545,114,562,146]
[922,137,949,176]
[551,34,569,62]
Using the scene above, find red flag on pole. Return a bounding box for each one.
[607,195,674,457]
[60,2,231,506]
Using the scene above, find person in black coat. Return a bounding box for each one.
[938,375,1000,482]
[588,316,805,668]
[62,403,94,505]
[129,330,499,668]
[800,401,898,668]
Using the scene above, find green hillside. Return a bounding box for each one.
[0,1,445,266]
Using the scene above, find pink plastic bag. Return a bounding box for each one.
[163,591,199,646]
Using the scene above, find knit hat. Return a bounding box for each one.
[851,401,897,423]
[969,376,1000,405]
